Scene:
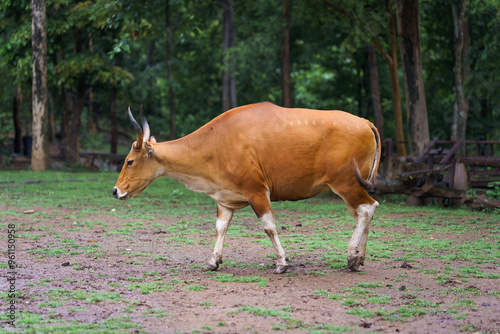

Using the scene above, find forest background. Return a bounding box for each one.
[0,0,499,169]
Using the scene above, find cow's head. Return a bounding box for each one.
[113,106,162,200]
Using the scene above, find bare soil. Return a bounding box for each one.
[1,201,499,334]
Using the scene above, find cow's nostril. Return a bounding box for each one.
[113,188,118,198]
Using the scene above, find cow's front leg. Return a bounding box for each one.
[203,204,234,272]
[347,201,379,271]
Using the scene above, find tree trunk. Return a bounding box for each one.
[88,34,98,134]
[367,45,384,142]
[109,90,117,154]
[67,30,86,166]
[372,0,406,156]
[13,83,23,154]
[68,80,85,165]
[388,0,406,157]
[281,0,292,108]
[396,0,430,156]
[88,88,99,134]
[31,0,49,170]
[61,87,72,156]
[166,0,177,139]
[222,0,237,112]
[49,95,55,141]
[451,0,467,155]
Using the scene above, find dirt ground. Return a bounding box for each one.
[1,200,499,334]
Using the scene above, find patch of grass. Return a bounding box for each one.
[346,307,374,318]
[452,312,468,319]
[391,306,430,318]
[306,270,328,276]
[328,294,344,300]
[143,308,170,318]
[14,313,141,333]
[456,265,489,278]
[341,299,361,307]
[343,287,375,296]
[451,298,478,310]
[309,324,353,333]
[85,292,121,304]
[186,284,209,291]
[210,273,268,287]
[355,281,384,288]
[437,286,484,297]
[231,305,305,329]
[27,248,68,257]
[367,295,392,304]
[126,281,174,294]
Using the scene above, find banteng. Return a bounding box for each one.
[113,102,380,273]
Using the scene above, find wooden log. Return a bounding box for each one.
[456,157,500,167]
[411,182,465,199]
[439,137,464,165]
[465,197,500,210]
[414,136,439,164]
[453,161,469,205]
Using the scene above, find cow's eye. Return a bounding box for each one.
[127,160,134,167]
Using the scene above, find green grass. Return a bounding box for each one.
[230,305,306,329]
[17,314,140,333]
[210,273,269,287]
[1,170,499,332]
[126,281,174,294]
[186,284,209,291]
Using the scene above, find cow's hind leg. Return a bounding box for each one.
[203,204,234,272]
[333,185,379,271]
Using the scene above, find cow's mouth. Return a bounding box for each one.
[113,187,129,200]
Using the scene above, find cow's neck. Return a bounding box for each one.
[155,135,218,195]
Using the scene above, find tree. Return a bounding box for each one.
[222,0,237,111]
[396,0,430,156]
[13,83,22,154]
[31,0,49,170]
[367,45,384,141]
[373,0,406,156]
[451,0,467,154]
[281,0,292,107]
[324,0,407,156]
[165,0,177,139]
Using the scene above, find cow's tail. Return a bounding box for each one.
[352,124,381,191]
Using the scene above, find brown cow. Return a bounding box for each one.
[113,102,380,273]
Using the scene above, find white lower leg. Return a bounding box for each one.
[260,212,288,272]
[206,206,233,270]
[347,201,379,269]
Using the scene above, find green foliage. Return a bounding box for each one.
[486,181,500,200]
[1,0,499,155]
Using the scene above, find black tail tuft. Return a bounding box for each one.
[352,156,375,191]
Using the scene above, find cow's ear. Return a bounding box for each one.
[145,142,154,158]
[150,136,157,144]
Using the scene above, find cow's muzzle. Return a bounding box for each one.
[113,187,129,200]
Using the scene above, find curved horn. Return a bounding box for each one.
[128,106,143,149]
[140,105,150,142]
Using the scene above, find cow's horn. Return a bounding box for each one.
[140,105,150,142]
[128,106,143,149]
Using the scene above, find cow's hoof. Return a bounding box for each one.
[202,263,219,272]
[347,256,365,272]
[273,265,288,274]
